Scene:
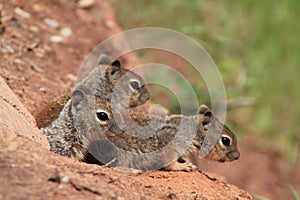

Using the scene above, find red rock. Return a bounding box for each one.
[0,76,49,149]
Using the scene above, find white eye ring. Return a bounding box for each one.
[95,109,110,125]
[129,79,141,91]
[219,134,232,148]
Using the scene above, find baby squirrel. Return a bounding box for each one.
[41,55,150,159]
[41,55,239,171]
[56,87,239,171]
[36,54,150,128]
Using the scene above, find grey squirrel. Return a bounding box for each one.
[77,92,240,171]
[41,54,150,159]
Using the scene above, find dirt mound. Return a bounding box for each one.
[0,129,251,199]
[0,0,252,199]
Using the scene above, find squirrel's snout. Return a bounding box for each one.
[227,150,240,161]
[234,151,240,160]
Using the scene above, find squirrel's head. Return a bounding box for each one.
[71,89,120,165]
[71,87,115,132]
[98,54,150,108]
[197,105,240,162]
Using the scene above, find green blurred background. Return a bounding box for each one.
[109,0,300,165]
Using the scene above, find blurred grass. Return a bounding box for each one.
[289,185,300,200]
[110,0,300,164]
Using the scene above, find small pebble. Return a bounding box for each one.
[39,87,47,92]
[77,0,95,9]
[29,25,39,33]
[33,48,45,58]
[58,184,64,189]
[50,35,64,43]
[14,7,30,18]
[61,176,69,183]
[31,64,44,73]
[60,27,72,38]
[4,45,15,53]
[44,18,59,29]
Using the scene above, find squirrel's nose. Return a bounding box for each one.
[232,151,240,160]
[234,151,240,160]
[227,150,240,161]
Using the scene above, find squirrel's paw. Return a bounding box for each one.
[164,160,198,172]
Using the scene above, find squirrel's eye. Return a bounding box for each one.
[129,80,140,90]
[96,111,109,121]
[221,135,231,147]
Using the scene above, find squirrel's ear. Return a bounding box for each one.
[97,54,111,65]
[198,104,213,125]
[198,104,211,115]
[107,60,122,83]
[72,89,85,111]
[111,60,121,69]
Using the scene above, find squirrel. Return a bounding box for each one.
[35,54,150,128]
[45,86,239,171]
[41,54,150,159]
